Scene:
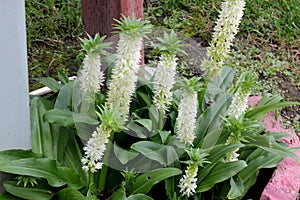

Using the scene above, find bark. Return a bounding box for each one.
[81,0,143,37]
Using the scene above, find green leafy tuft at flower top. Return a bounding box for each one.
[113,13,153,38]
[78,33,111,94]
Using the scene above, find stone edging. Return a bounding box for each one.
[248,96,300,200]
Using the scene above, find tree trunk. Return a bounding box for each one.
[81,0,143,37]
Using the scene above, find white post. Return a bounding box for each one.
[0,1,30,150]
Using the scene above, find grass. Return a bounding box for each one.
[26,0,82,90]
[26,0,299,131]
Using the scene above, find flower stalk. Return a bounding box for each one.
[201,0,246,79]
[107,14,152,125]
[175,78,203,146]
[78,34,111,95]
[153,30,184,114]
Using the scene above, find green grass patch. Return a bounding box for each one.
[26,0,83,90]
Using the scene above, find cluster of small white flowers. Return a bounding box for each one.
[78,53,105,94]
[202,0,246,78]
[225,150,240,162]
[107,33,143,120]
[228,90,250,118]
[81,126,111,172]
[153,54,177,112]
[176,92,198,146]
[178,164,198,197]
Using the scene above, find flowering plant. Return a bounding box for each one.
[1,1,300,200]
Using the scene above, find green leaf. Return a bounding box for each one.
[57,71,70,85]
[238,153,282,197]
[0,192,23,200]
[201,128,222,149]
[54,81,74,109]
[44,109,73,127]
[248,134,300,162]
[127,168,182,194]
[0,149,42,162]
[114,142,139,165]
[227,175,244,199]
[3,181,54,200]
[38,77,62,93]
[197,160,247,192]
[56,188,87,200]
[0,158,84,188]
[62,132,88,185]
[135,119,152,132]
[30,97,54,158]
[197,143,244,183]
[216,66,236,91]
[131,141,178,166]
[245,101,300,121]
[125,194,154,200]
[137,92,152,106]
[111,186,126,200]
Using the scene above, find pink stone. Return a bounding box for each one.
[248,97,300,200]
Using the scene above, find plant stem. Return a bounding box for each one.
[98,133,114,192]
[89,171,95,194]
[159,109,164,130]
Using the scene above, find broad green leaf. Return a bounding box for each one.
[3,181,54,200]
[258,95,283,107]
[0,192,23,200]
[194,95,231,147]
[216,66,236,91]
[159,131,171,144]
[227,175,244,199]
[38,77,62,93]
[127,168,182,194]
[201,128,222,149]
[131,141,178,166]
[111,186,126,200]
[73,113,99,125]
[238,154,282,197]
[125,194,154,200]
[62,132,88,185]
[57,70,70,85]
[44,109,73,127]
[248,134,300,162]
[30,97,54,158]
[54,81,74,109]
[194,108,212,145]
[245,101,300,121]
[137,92,152,106]
[126,120,150,139]
[197,160,247,192]
[56,188,87,200]
[197,143,244,183]
[135,119,152,132]
[114,142,139,165]
[0,149,42,162]
[0,158,84,188]
[206,94,231,133]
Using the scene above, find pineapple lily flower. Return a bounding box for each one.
[82,105,125,172]
[153,30,185,113]
[201,0,246,79]
[179,149,210,197]
[175,77,204,146]
[228,72,254,119]
[107,14,152,124]
[78,34,111,95]
[82,15,151,173]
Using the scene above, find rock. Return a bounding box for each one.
[248,96,300,200]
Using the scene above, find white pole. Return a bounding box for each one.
[0,0,30,150]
